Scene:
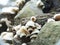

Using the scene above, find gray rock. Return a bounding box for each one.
[14,1,45,25]
[27,21,60,45]
[14,1,44,19]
